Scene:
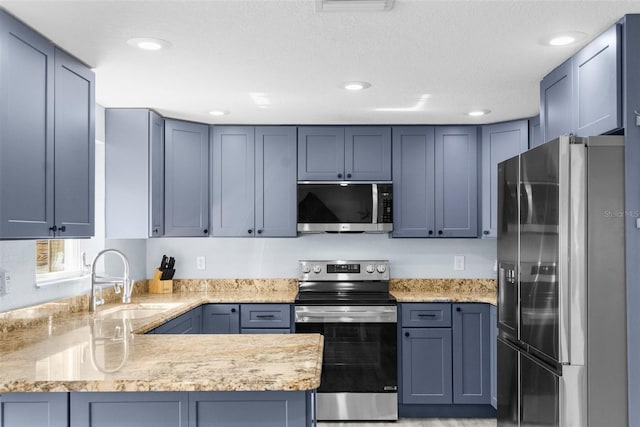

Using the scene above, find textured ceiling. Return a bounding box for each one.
[2,0,640,125]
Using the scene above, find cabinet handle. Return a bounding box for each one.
[203,229,208,234]
[256,314,275,319]
[49,225,57,233]
[404,332,410,337]
[248,229,253,234]
[483,230,489,235]
[257,229,263,234]
[58,225,66,232]
[438,230,443,235]
[346,173,352,179]
[428,230,433,235]
[337,173,343,179]
[231,308,236,313]
[456,307,461,312]
[418,313,437,318]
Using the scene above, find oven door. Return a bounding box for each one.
[295,305,397,420]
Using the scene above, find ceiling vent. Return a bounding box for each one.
[315,0,395,12]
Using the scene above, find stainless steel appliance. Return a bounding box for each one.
[297,182,393,233]
[497,135,629,427]
[294,260,398,421]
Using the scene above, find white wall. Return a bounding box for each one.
[147,234,497,279]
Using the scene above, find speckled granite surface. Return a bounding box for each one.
[0,277,495,393]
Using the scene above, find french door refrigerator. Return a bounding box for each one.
[497,135,628,427]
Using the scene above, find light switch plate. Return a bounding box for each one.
[454,256,465,271]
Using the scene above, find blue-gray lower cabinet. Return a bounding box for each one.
[0,392,68,427]
[189,391,314,427]
[201,304,240,334]
[401,327,453,404]
[490,305,497,409]
[150,306,202,334]
[452,303,491,404]
[240,303,291,333]
[70,392,188,427]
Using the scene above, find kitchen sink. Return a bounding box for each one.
[97,302,183,320]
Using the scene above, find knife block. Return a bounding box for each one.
[150,268,173,294]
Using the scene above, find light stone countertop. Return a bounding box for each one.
[0,277,496,393]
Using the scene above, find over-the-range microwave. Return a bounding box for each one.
[297,182,393,233]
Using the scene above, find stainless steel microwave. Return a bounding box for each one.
[297,182,393,233]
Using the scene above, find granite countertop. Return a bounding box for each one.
[0,290,321,393]
[0,277,496,394]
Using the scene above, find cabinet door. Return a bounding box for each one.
[53,49,95,238]
[152,307,202,334]
[401,327,452,404]
[452,303,491,404]
[540,58,573,144]
[202,304,240,334]
[212,126,255,237]
[0,392,68,427]
[70,392,188,427]
[255,126,297,237]
[481,120,528,238]
[490,305,497,409]
[573,24,621,137]
[529,115,543,149]
[344,127,392,180]
[0,11,55,238]
[392,127,435,237]
[297,127,345,180]
[149,111,165,237]
[435,126,478,238]
[164,119,209,237]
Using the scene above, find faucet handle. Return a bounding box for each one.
[114,283,122,294]
[81,252,91,275]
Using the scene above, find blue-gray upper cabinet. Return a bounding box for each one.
[435,126,478,238]
[202,304,240,334]
[393,126,477,238]
[212,126,296,237]
[0,392,68,427]
[528,115,543,149]
[105,109,164,238]
[0,11,95,239]
[298,126,391,181]
[452,303,491,405]
[392,127,436,237]
[540,58,573,144]
[480,120,528,238]
[164,119,209,237]
[572,24,621,137]
[53,49,95,238]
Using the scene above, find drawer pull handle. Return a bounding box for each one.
[256,314,275,319]
[418,314,437,318]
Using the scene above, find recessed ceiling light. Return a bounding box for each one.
[126,37,171,51]
[343,81,371,91]
[542,31,586,47]
[468,109,491,117]
[209,110,228,116]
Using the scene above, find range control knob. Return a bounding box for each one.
[312,265,322,274]
[301,264,311,274]
[376,264,387,273]
[365,264,375,273]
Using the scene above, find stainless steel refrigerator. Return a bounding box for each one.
[497,135,628,427]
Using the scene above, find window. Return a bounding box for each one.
[36,239,86,283]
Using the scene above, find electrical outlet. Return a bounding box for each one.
[454,256,465,271]
[196,256,206,270]
[0,270,9,295]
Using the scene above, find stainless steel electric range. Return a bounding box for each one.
[294,260,397,421]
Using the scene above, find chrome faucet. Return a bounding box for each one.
[90,249,132,312]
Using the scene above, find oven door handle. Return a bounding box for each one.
[295,306,397,323]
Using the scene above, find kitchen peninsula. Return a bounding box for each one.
[0,289,322,427]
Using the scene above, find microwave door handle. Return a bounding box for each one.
[372,184,378,224]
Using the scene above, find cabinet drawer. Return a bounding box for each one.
[241,304,291,329]
[401,303,451,327]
